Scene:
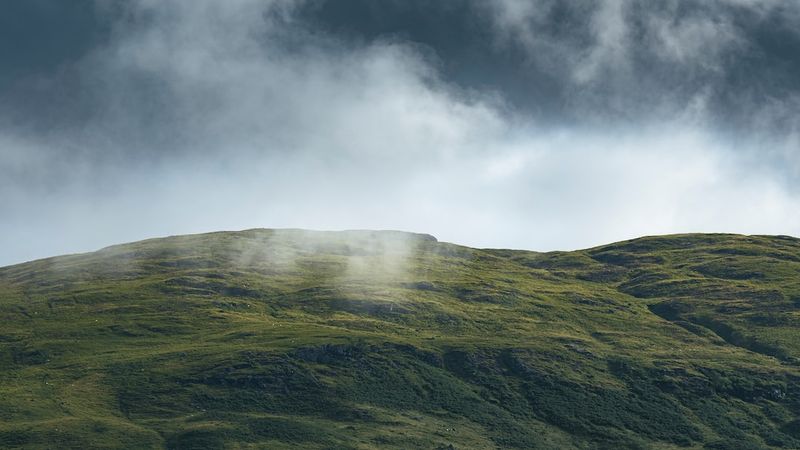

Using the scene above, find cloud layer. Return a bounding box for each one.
[0,0,798,265]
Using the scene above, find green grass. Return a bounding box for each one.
[1,229,799,448]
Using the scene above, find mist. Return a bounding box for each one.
[1,0,799,266]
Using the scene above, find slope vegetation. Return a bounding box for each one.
[1,229,799,449]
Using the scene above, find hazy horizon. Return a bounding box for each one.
[2,0,799,266]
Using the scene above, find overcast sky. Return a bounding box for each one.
[1,0,799,265]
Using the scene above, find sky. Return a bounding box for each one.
[1,0,799,266]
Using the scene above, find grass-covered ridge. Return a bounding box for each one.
[1,229,800,449]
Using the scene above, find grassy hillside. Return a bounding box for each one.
[1,229,799,449]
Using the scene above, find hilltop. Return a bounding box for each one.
[1,229,800,449]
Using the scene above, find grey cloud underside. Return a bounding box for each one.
[0,0,799,266]
[4,0,800,137]
[305,0,800,133]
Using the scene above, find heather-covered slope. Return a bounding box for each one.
[1,229,799,449]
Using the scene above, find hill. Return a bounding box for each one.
[1,229,800,449]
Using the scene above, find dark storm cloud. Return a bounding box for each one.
[0,1,107,81]
[0,0,799,266]
[4,0,799,142]
[302,0,800,132]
